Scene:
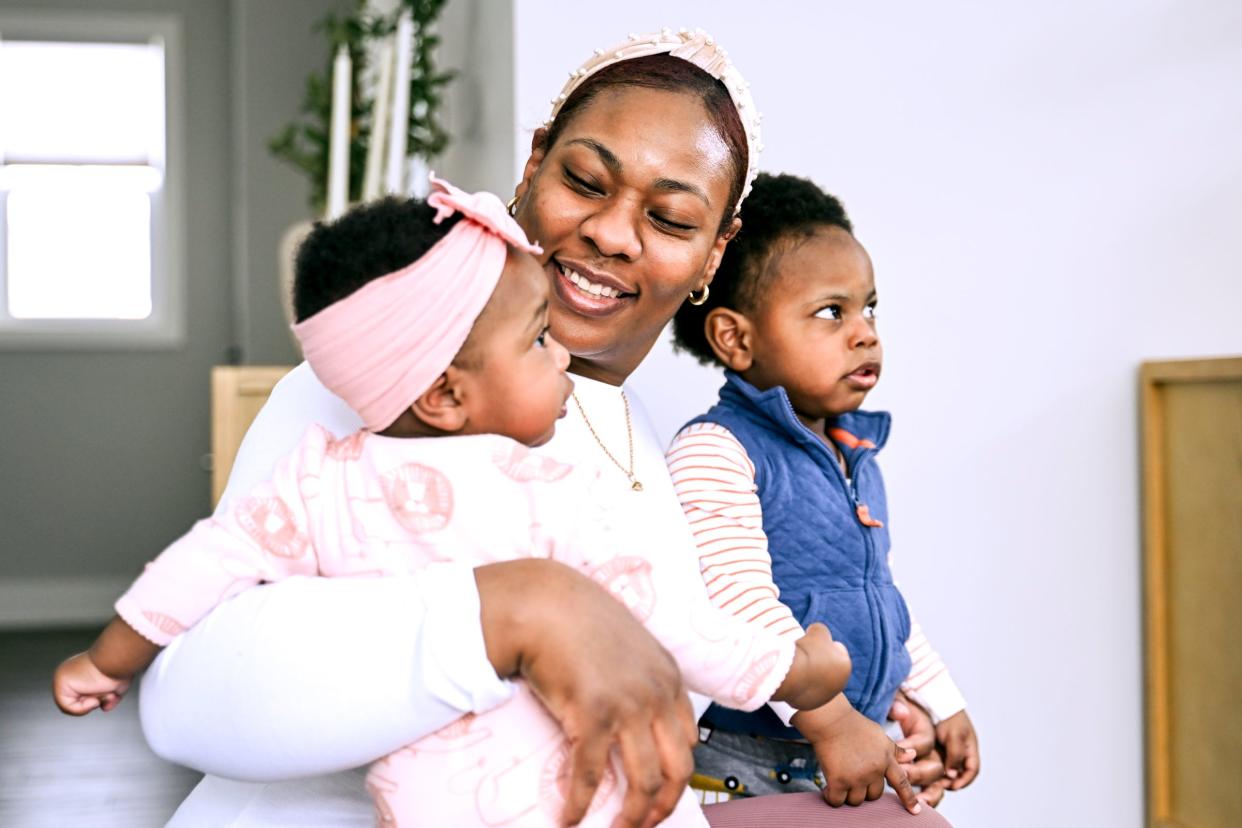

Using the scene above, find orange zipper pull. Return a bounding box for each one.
[856,503,884,528]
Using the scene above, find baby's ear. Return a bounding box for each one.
[705,308,754,372]
[410,370,468,433]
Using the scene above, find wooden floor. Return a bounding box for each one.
[0,628,201,827]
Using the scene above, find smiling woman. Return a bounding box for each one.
[137,28,951,828]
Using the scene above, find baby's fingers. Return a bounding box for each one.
[54,692,101,716]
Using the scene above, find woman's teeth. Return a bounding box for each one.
[564,267,622,299]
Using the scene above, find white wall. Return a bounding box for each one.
[514,2,1242,826]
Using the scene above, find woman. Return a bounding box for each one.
[144,29,953,827]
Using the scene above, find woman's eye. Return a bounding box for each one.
[864,303,878,320]
[565,169,602,195]
[815,305,842,320]
[652,214,695,233]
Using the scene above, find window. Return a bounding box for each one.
[0,12,183,348]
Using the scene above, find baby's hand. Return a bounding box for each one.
[773,622,851,710]
[52,652,131,716]
[935,709,980,790]
[799,702,921,814]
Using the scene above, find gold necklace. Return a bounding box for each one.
[572,390,643,491]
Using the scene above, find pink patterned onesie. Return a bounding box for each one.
[117,426,797,827]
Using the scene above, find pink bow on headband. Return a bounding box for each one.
[294,175,543,432]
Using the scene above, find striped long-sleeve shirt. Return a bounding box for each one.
[666,421,967,724]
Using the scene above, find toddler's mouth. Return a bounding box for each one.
[843,362,881,390]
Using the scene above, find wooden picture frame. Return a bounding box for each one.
[210,366,293,506]
[1141,356,1242,828]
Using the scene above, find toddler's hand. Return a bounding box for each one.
[774,622,851,710]
[935,709,980,790]
[52,652,131,716]
[796,701,921,815]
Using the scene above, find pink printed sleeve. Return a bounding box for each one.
[526,437,796,713]
[666,423,803,638]
[115,427,328,646]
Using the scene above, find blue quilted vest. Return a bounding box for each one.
[689,372,911,735]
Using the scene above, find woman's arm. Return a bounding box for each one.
[143,365,697,828]
[140,563,511,780]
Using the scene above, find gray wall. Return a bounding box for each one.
[229,0,351,366]
[436,0,515,195]
[234,0,514,366]
[0,0,515,619]
[0,0,345,604]
[0,0,235,589]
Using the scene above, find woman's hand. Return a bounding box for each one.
[889,692,950,806]
[476,559,697,828]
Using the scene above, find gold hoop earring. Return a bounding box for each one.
[688,284,710,306]
[506,195,519,217]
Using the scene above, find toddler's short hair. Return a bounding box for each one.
[672,172,853,366]
[293,197,462,323]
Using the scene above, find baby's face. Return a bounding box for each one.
[743,227,882,421]
[456,247,574,447]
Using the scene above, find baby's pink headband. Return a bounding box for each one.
[293,175,543,432]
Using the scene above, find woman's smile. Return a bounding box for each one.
[548,258,636,318]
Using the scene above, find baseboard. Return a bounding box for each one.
[0,576,133,628]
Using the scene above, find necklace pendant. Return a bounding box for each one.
[631,480,643,492]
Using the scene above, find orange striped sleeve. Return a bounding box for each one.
[666,423,803,640]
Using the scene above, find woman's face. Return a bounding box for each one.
[514,86,740,385]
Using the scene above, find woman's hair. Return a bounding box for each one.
[671,172,854,366]
[540,53,747,235]
[293,197,462,322]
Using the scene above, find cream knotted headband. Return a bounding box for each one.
[545,27,763,214]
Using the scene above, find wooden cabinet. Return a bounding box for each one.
[210,366,293,506]
[1141,357,1242,828]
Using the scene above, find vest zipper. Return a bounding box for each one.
[774,394,889,712]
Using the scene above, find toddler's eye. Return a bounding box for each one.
[535,328,549,348]
[864,303,878,320]
[815,305,842,320]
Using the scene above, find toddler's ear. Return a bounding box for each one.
[705,308,754,372]
[410,369,468,433]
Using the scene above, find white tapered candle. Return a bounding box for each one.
[385,10,413,195]
[362,40,394,202]
[327,44,352,218]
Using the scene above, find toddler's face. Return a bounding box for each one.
[744,227,882,422]
[457,247,574,447]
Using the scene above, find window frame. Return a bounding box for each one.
[0,10,185,350]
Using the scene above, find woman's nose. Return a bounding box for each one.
[580,198,642,261]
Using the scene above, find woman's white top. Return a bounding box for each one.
[144,362,720,826]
